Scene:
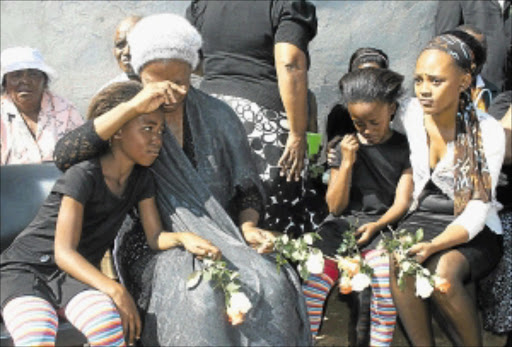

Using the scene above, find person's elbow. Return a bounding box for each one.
[54,244,73,269]
[147,238,160,251]
[452,200,490,240]
[274,43,307,74]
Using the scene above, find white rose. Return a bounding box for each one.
[303,233,315,245]
[339,275,352,294]
[280,234,289,245]
[228,292,252,314]
[402,260,412,272]
[226,292,252,325]
[305,250,324,274]
[401,235,413,244]
[422,268,431,277]
[415,275,434,299]
[351,273,372,292]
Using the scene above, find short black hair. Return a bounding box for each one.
[348,47,389,72]
[339,68,403,106]
[87,81,143,120]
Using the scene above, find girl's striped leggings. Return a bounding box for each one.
[2,290,125,346]
[302,249,397,346]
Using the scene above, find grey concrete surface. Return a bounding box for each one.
[1,0,437,131]
[316,290,507,347]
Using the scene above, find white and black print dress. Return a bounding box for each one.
[215,95,327,237]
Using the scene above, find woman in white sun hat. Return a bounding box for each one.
[1,46,83,165]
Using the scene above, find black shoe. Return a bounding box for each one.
[348,287,372,347]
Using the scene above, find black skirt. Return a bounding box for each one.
[396,185,503,282]
[313,213,388,258]
[0,263,91,310]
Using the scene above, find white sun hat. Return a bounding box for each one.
[1,46,56,84]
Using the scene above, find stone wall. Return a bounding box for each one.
[1,0,438,132]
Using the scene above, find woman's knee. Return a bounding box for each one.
[430,251,470,300]
[433,251,469,281]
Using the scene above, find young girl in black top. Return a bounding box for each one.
[0,81,220,346]
[302,68,413,346]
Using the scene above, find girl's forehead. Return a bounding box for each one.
[138,111,165,123]
[416,50,456,74]
[348,101,388,118]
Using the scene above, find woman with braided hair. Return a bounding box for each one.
[390,34,505,346]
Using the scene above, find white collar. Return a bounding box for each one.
[476,75,485,89]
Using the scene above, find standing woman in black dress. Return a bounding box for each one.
[186,0,323,237]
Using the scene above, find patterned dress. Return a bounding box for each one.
[187,1,325,237]
[214,95,327,238]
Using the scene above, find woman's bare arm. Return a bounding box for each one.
[275,42,308,182]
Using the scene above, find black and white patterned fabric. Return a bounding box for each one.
[213,94,327,238]
[479,210,512,333]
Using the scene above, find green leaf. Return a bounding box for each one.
[225,282,240,294]
[398,276,405,291]
[300,267,309,281]
[415,228,424,242]
[186,271,202,289]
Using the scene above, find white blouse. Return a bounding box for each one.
[392,98,505,239]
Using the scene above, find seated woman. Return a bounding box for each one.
[302,68,413,346]
[1,81,220,346]
[53,13,311,346]
[1,47,83,165]
[390,34,505,346]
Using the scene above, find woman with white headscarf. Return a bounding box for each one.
[53,13,311,347]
